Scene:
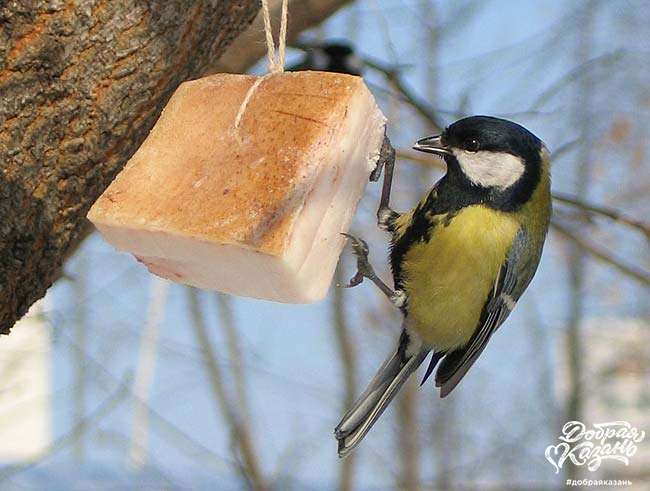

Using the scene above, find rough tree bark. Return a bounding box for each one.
[0,0,260,334]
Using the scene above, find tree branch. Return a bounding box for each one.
[0,0,260,333]
[362,57,445,132]
[553,192,650,238]
[128,277,170,469]
[551,219,650,287]
[332,265,357,491]
[186,288,267,491]
[0,376,131,482]
[214,293,254,432]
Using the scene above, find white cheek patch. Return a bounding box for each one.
[453,150,525,189]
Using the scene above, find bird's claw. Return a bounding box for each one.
[369,159,383,182]
[369,133,394,182]
[341,233,376,288]
[342,232,369,257]
[343,271,364,288]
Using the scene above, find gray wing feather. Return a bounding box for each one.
[435,229,540,397]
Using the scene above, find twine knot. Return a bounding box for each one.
[234,0,289,143]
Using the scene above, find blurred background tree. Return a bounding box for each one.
[1,0,649,489]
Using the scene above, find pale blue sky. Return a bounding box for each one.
[6,0,648,488]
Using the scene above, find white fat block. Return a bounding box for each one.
[88,72,386,303]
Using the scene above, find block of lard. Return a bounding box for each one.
[87,71,386,303]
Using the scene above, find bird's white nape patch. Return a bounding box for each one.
[453,149,525,189]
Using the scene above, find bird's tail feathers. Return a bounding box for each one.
[334,331,429,458]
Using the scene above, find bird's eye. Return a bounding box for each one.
[466,139,480,152]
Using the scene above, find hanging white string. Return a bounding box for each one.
[261,0,289,73]
[234,0,289,142]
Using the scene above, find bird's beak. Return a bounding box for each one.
[413,135,452,156]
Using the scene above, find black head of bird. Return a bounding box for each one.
[293,41,363,76]
[413,115,546,210]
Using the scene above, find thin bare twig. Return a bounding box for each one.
[54,325,235,471]
[553,192,650,238]
[186,288,267,491]
[332,266,357,491]
[129,277,170,469]
[214,294,251,423]
[551,139,581,160]
[563,10,597,481]
[0,376,132,482]
[530,49,625,110]
[72,251,88,459]
[551,220,650,287]
[397,379,419,491]
[363,57,444,132]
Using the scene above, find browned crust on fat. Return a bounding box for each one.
[88,71,367,256]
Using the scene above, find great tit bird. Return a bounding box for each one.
[289,41,363,76]
[335,115,552,457]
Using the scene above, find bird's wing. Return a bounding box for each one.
[434,228,539,397]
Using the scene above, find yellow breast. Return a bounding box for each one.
[400,205,520,349]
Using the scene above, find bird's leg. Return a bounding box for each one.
[341,233,407,309]
[370,134,400,232]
